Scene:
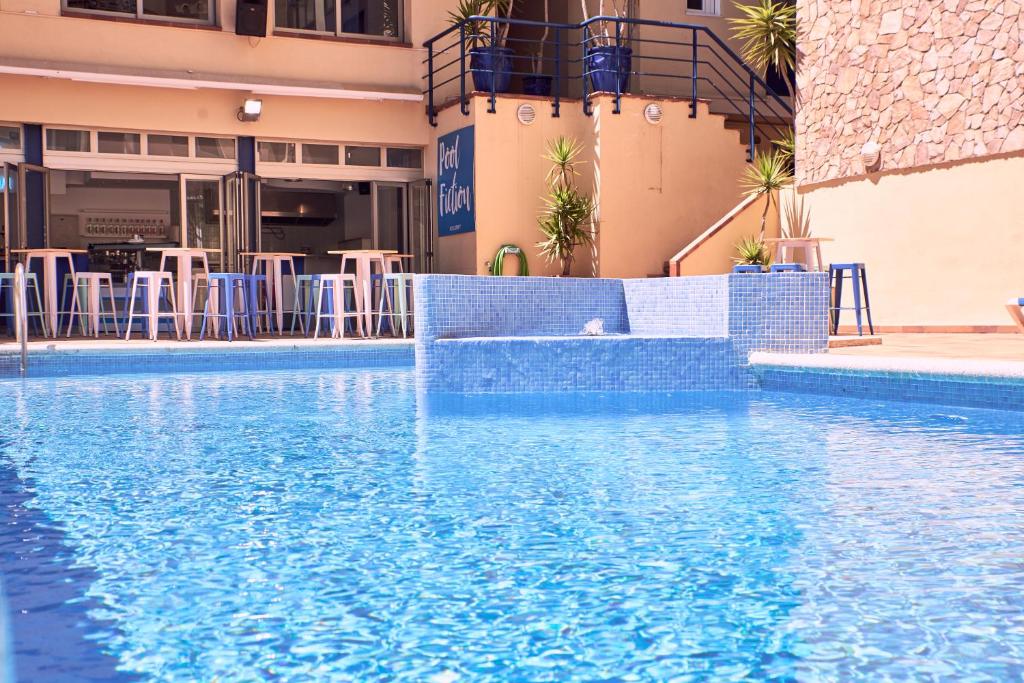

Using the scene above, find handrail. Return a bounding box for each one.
[421,14,793,161]
[13,263,28,376]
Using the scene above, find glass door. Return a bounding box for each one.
[408,179,433,273]
[222,171,261,272]
[373,182,407,253]
[181,175,224,272]
[17,163,48,249]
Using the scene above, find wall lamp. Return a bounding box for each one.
[237,98,263,122]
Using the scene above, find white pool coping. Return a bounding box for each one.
[0,337,415,354]
[750,352,1024,381]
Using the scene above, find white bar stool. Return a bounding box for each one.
[124,271,181,341]
[376,273,414,338]
[69,272,120,338]
[313,274,363,339]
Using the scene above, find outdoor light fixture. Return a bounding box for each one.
[237,98,262,122]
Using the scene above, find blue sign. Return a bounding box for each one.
[437,126,475,236]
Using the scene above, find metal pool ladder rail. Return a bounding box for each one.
[13,263,28,376]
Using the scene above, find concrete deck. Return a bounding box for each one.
[828,333,1024,362]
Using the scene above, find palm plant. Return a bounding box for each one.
[537,136,595,277]
[729,0,797,79]
[773,127,795,167]
[733,236,771,266]
[448,0,514,49]
[740,149,792,240]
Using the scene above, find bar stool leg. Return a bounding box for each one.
[860,266,875,335]
[851,266,864,336]
[125,277,140,341]
[105,276,121,337]
[165,276,182,341]
[314,280,327,340]
[831,265,843,335]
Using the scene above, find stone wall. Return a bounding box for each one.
[796,0,1024,186]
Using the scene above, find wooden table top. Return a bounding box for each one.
[11,248,88,254]
[145,247,220,253]
[327,249,399,255]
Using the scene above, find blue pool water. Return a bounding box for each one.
[3,368,1024,681]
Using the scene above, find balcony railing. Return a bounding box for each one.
[423,15,793,161]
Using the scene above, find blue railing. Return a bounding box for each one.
[423,15,793,161]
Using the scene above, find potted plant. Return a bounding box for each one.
[522,0,552,96]
[733,236,771,271]
[730,0,797,96]
[740,148,792,241]
[449,0,516,93]
[580,0,633,93]
[536,136,596,277]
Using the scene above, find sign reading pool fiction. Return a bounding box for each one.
[437,126,475,237]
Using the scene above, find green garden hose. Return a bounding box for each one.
[491,244,529,276]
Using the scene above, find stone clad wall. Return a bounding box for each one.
[796,0,1024,186]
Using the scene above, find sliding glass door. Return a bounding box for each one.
[181,176,224,271]
[222,171,261,272]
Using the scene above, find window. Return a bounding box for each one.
[275,0,401,39]
[196,137,236,159]
[386,147,422,169]
[0,126,20,151]
[46,129,91,152]
[147,134,189,157]
[97,131,141,154]
[345,146,381,166]
[259,141,296,163]
[63,0,214,24]
[302,144,340,164]
[686,0,719,15]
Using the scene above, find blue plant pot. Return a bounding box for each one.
[469,46,514,93]
[522,74,552,97]
[586,45,632,93]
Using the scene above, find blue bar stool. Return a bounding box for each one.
[732,265,765,273]
[242,274,270,336]
[829,263,874,336]
[199,273,251,341]
[770,263,806,273]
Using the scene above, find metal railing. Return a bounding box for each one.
[423,15,793,160]
[13,263,28,376]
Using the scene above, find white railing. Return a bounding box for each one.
[12,263,28,376]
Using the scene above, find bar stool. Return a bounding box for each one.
[124,271,180,341]
[829,263,875,336]
[242,274,271,336]
[0,272,48,337]
[313,274,363,339]
[68,272,119,338]
[376,273,415,338]
[199,273,251,341]
[290,274,321,336]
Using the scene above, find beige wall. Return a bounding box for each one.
[429,93,750,279]
[804,153,1024,328]
[670,193,780,277]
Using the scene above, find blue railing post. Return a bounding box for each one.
[613,19,622,114]
[748,71,756,161]
[582,23,592,116]
[690,28,698,118]
[553,26,562,118]
[459,23,469,116]
[488,17,497,114]
[427,41,437,126]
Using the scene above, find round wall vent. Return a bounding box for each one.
[517,103,537,125]
[643,102,664,125]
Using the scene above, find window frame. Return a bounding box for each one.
[685,0,720,16]
[274,0,404,42]
[61,0,216,26]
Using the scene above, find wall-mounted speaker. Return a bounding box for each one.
[236,0,267,37]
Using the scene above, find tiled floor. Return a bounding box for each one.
[830,333,1024,361]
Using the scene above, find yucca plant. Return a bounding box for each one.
[773,127,795,171]
[741,149,793,240]
[447,0,514,49]
[733,236,771,267]
[730,0,797,79]
[537,136,595,277]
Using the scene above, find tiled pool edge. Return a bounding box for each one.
[0,341,415,379]
[751,352,1024,411]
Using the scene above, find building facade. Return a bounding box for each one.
[0,0,781,281]
[796,0,1024,330]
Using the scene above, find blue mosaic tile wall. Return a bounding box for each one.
[755,365,1024,412]
[416,273,829,393]
[0,343,414,379]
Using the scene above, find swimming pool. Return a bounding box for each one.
[3,368,1024,681]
